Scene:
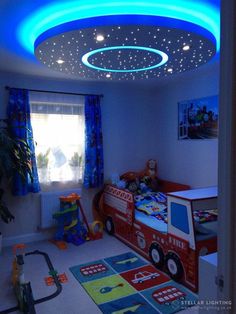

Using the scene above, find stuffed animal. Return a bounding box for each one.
[126,179,139,194]
[116,180,126,189]
[144,159,157,178]
[139,182,149,194]
[139,160,159,191]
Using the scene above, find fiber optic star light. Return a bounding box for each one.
[35,24,216,80]
[20,0,220,80]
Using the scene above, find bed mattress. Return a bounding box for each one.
[134,191,217,234]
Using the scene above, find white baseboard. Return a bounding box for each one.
[2,230,54,247]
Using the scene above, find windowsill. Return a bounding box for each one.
[39,180,83,193]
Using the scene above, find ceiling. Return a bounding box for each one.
[0,0,220,82]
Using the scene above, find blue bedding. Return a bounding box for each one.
[135,210,167,233]
[134,191,217,234]
[134,192,167,217]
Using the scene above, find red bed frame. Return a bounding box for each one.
[93,176,217,292]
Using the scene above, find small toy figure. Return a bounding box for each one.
[126,179,139,194]
[142,159,158,178]
[139,182,149,194]
[139,160,159,191]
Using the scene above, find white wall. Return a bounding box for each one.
[0,63,219,241]
[0,71,157,239]
[148,63,219,187]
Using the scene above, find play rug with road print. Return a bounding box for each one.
[70,252,197,314]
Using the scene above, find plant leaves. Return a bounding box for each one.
[0,120,34,223]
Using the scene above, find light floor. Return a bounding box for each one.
[0,234,198,314]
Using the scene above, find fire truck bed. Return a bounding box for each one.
[135,210,218,240]
[167,186,217,200]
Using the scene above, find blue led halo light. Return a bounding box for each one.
[17,0,220,54]
[81,46,168,72]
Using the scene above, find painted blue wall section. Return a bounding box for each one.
[16,0,220,55]
[171,202,190,234]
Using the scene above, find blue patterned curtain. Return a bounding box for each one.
[8,88,40,195]
[83,95,104,188]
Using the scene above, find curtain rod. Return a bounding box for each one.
[5,86,103,98]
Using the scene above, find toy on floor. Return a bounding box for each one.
[89,220,103,240]
[53,193,90,246]
[49,239,68,250]
[44,271,68,286]
[0,246,63,314]
[12,244,36,314]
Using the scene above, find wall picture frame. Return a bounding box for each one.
[178,95,218,140]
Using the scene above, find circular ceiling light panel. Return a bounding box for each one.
[35,24,216,80]
[18,0,220,80]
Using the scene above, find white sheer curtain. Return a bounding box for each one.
[29,91,85,185]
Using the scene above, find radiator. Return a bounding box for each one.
[40,189,81,229]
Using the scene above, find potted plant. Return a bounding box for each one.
[69,152,82,182]
[36,149,50,183]
[0,119,33,224]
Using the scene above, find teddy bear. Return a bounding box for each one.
[139,159,159,191]
[144,159,157,178]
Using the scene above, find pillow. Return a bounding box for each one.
[135,192,167,216]
[135,192,167,203]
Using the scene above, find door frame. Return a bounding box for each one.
[218,0,236,309]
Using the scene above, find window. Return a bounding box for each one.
[30,92,84,185]
[170,202,190,234]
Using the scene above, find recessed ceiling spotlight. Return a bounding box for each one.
[56,59,65,64]
[167,68,173,73]
[106,73,111,78]
[96,34,105,42]
[183,45,191,51]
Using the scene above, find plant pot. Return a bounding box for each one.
[70,166,81,182]
[38,168,49,183]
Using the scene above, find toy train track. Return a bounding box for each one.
[0,250,62,314]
